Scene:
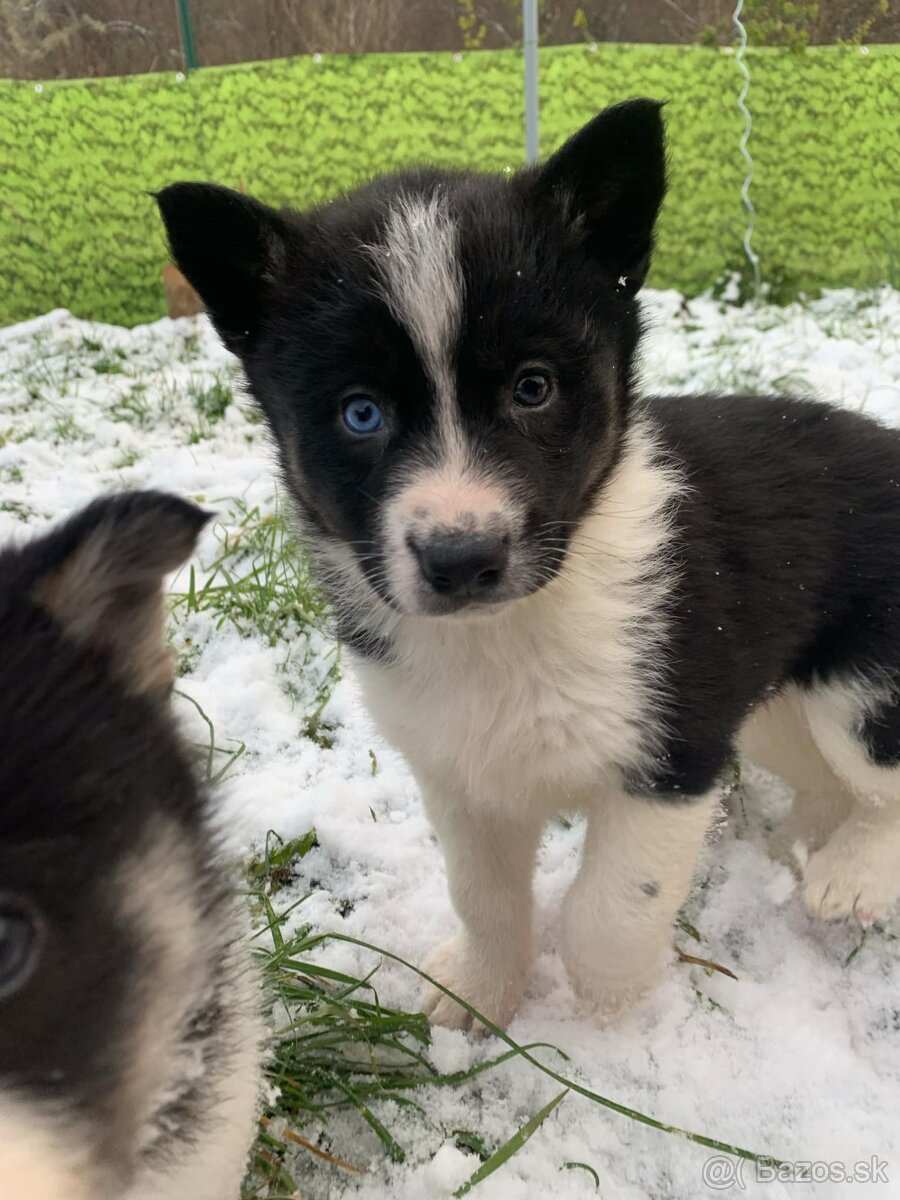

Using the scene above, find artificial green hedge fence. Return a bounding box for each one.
[2,42,898,327]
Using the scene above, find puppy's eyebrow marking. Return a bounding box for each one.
[640,880,660,897]
[373,192,464,454]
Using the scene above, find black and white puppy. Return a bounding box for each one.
[0,492,262,1196]
[158,100,900,1029]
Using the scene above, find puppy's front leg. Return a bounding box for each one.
[419,781,543,1032]
[562,786,720,1020]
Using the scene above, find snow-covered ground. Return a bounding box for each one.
[2,288,899,1199]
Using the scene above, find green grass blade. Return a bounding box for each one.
[453,1090,568,1197]
[564,1161,601,1188]
[334,1078,406,1163]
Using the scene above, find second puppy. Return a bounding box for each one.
[0,491,263,1198]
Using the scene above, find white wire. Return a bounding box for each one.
[733,0,762,296]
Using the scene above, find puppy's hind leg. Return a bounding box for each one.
[740,688,854,866]
[561,785,719,1021]
[800,679,900,925]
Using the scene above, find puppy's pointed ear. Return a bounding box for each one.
[31,491,210,698]
[528,98,666,296]
[155,182,291,350]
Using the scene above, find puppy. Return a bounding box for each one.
[0,492,262,1197]
[158,99,900,1029]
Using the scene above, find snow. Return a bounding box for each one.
[2,287,899,1199]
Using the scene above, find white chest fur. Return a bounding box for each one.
[353,421,682,816]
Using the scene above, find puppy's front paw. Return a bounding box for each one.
[803,833,900,925]
[564,954,666,1024]
[562,916,668,1024]
[420,936,526,1033]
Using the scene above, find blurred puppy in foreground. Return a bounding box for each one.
[0,491,262,1199]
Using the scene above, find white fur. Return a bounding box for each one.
[377,193,463,455]
[419,790,542,1031]
[121,823,263,1198]
[0,1101,112,1200]
[353,417,712,1023]
[561,786,721,1020]
[804,676,899,799]
[741,682,900,924]
[119,821,212,1152]
[126,964,263,1200]
[740,686,855,861]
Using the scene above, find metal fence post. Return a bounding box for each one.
[174,0,199,71]
[732,0,761,295]
[523,0,539,163]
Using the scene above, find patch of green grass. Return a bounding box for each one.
[242,846,558,1197]
[7,425,35,444]
[0,499,33,521]
[112,448,140,470]
[175,689,247,786]
[170,500,327,642]
[93,353,124,375]
[298,670,339,749]
[0,464,24,483]
[191,375,233,422]
[110,384,156,429]
[188,374,236,441]
[8,332,84,404]
[169,498,338,742]
[239,837,786,1198]
[248,830,319,896]
[711,263,816,308]
[50,414,82,443]
[244,898,433,1194]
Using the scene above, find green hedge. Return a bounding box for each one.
[2,43,898,326]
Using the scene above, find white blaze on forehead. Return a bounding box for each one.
[371,193,525,613]
[376,192,464,450]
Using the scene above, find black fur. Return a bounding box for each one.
[633,394,900,795]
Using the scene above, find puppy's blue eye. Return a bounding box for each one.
[513,372,552,408]
[342,395,384,435]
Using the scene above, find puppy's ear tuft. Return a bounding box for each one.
[155,182,290,350]
[528,98,667,296]
[32,491,210,699]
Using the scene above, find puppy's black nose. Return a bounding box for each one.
[415,532,508,598]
